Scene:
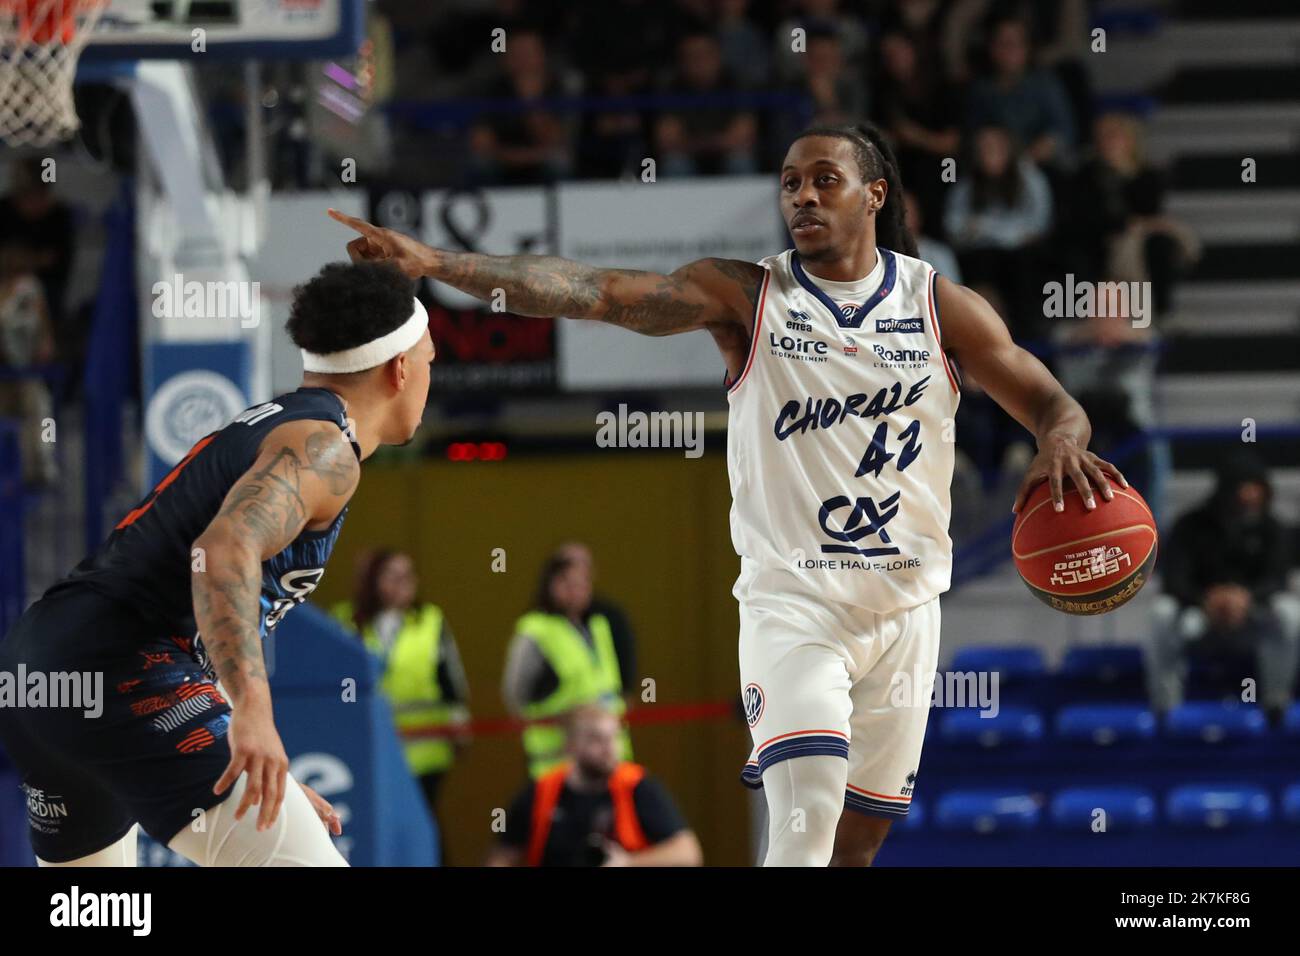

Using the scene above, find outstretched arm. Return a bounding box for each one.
[191,419,359,829]
[936,275,1128,514]
[327,209,764,374]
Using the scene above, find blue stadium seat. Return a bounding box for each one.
[1164,702,1269,743]
[1185,652,1256,701]
[1279,784,1300,825]
[949,646,1047,683]
[1049,787,1157,831]
[1165,785,1272,830]
[899,799,925,831]
[938,705,1044,748]
[935,790,1041,834]
[1058,645,1146,701]
[1055,704,1157,745]
[1283,703,1300,738]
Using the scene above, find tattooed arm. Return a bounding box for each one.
[191,419,359,829]
[327,209,765,379]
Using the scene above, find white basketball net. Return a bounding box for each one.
[0,0,107,147]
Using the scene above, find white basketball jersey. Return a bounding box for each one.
[726,247,961,614]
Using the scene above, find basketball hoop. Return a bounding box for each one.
[0,0,108,147]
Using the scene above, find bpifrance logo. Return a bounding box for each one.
[876,317,924,334]
[743,683,765,727]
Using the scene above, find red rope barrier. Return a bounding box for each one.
[400,699,737,738]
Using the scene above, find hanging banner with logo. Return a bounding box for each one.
[557,176,784,390]
[144,342,252,485]
[366,185,556,393]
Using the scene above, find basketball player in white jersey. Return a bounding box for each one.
[329,123,1126,867]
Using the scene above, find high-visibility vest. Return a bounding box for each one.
[525,762,649,866]
[513,610,632,778]
[331,601,460,776]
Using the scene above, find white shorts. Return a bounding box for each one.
[738,579,942,818]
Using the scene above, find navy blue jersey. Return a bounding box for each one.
[50,387,358,645]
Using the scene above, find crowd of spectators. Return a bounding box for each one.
[356,0,1208,529]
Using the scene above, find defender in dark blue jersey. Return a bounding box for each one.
[0,261,433,866]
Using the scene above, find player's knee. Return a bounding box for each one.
[168,774,346,867]
[830,812,892,867]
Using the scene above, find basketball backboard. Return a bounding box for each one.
[82,0,364,61]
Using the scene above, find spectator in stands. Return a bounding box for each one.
[945,0,1091,129]
[425,0,559,90]
[905,189,961,283]
[575,67,650,179]
[773,0,870,86]
[878,0,949,94]
[1065,112,1201,319]
[487,703,702,866]
[0,158,74,346]
[555,540,638,690]
[469,29,576,184]
[716,0,772,90]
[876,28,962,237]
[1052,294,1162,518]
[799,28,867,127]
[654,31,758,177]
[0,247,58,488]
[503,546,636,777]
[330,549,470,832]
[568,0,665,178]
[944,124,1053,337]
[964,15,1076,169]
[1146,452,1300,723]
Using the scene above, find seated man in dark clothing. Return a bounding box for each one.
[467,29,575,185]
[653,31,758,177]
[487,704,702,867]
[1145,452,1300,722]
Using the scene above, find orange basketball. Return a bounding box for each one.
[1011,478,1158,615]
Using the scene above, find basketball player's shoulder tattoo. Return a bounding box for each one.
[217,424,357,548]
[701,258,766,316]
[600,270,710,335]
[195,423,357,692]
[304,425,360,496]
[602,257,764,335]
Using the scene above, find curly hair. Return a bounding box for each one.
[286,261,416,358]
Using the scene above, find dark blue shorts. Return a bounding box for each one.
[0,588,233,863]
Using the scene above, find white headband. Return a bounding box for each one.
[301,299,429,374]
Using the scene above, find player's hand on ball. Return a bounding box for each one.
[328,208,432,279]
[215,707,291,832]
[300,782,344,836]
[1012,436,1128,515]
[600,840,632,867]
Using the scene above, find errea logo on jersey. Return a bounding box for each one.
[785,308,812,332]
[876,317,925,334]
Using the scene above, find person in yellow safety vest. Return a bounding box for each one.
[486,703,702,867]
[502,547,636,778]
[330,549,470,824]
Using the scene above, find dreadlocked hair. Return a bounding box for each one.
[792,122,920,258]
